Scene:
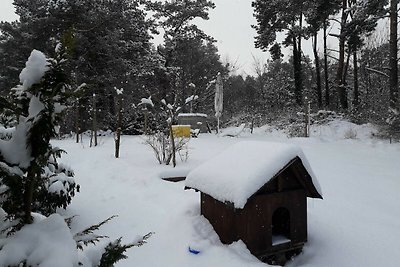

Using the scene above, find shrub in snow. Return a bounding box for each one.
[72,215,153,266]
[0,48,148,266]
[98,233,152,267]
[0,209,152,267]
[144,132,189,165]
[0,48,78,226]
[386,108,400,140]
[343,127,358,139]
[143,95,197,167]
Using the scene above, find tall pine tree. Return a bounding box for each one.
[252,0,308,106]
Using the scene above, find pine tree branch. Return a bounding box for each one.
[74,215,117,250]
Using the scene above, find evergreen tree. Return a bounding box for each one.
[168,34,226,112]
[252,0,308,106]
[0,46,148,266]
[0,46,78,226]
[388,0,399,133]
[305,0,341,108]
[333,0,386,110]
[0,0,155,133]
[145,0,216,104]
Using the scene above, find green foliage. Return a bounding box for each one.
[252,0,307,50]
[269,43,283,61]
[0,48,79,226]
[305,0,341,32]
[74,215,117,250]
[344,0,388,50]
[0,0,155,133]
[146,0,215,39]
[144,0,226,117]
[99,233,153,267]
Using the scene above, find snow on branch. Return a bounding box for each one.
[74,215,117,250]
[185,95,198,104]
[138,96,154,107]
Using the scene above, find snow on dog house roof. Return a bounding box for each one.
[185,141,322,209]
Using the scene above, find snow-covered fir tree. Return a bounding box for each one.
[0,47,78,226]
[0,46,149,267]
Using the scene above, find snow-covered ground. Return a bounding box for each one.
[54,120,400,267]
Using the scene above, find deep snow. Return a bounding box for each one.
[53,122,400,267]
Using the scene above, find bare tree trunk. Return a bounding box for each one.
[323,22,330,107]
[353,49,359,107]
[90,129,93,147]
[144,109,148,135]
[343,50,351,86]
[115,95,122,158]
[304,97,310,137]
[24,168,37,224]
[296,14,304,106]
[389,0,398,111]
[293,34,303,106]
[169,123,176,167]
[93,93,98,146]
[336,0,348,110]
[313,32,322,108]
[75,99,80,143]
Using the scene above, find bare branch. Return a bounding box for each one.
[329,18,341,24]
[329,33,341,39]
[327,48,340,53]
[327,54,339,61]
[365,67,389,78]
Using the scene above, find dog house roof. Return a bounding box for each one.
[185,141,322,209]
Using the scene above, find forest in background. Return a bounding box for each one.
[0,0,399,138]
[0,1,399,265]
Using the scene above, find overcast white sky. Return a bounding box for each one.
[0,0,17,22]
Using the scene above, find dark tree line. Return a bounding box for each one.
[0,0,399,136]
[0,0,226,136]
[244,0,399,134]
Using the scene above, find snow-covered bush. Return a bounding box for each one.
[343,127,358,139]
[144,95,197,167]
[386,108,400,141]
[0,48,147,266]
[144,132,189,165]
[0,48,78,225]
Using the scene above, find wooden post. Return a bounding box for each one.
[24,168,38,224]
[144,108,148,135]
[75,98,80,143]
[115,94,122,158]
[169,122,176,167]
[304,97,310,138]
[323,22,330,107]
[93,93,97,147]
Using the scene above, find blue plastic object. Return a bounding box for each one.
[188,246,201,255]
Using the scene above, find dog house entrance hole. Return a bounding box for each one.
[272,207,291,246]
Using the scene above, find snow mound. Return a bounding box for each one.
[219,123,246,137]
[185,141,321,209]
[311,120,378,141]
[0,119,32,168]
[0,214,78,267]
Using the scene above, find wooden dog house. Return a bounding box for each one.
[185,141,322,265]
